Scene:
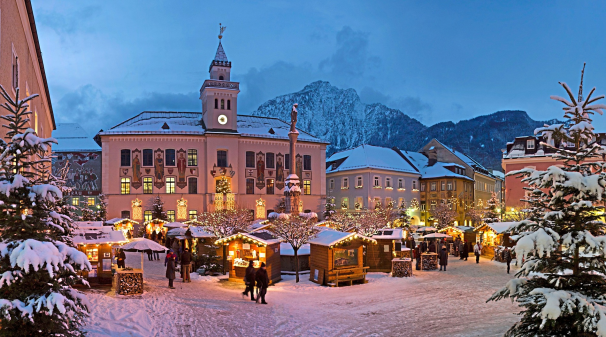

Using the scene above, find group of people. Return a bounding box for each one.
[242,261,270,304]
[165,247,193,289]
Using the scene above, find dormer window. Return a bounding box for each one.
[526,139,535,149]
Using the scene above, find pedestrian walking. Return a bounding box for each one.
[242,261,256,301]
[428,241,436,254]
[157,231,164,245]
[116,249,126,269]
[154,248,160,261]
[151,231,157,242]
[146,249,153,261]
[165,249,176,266]
[415,246,421,270]
[439,245,448,271]
[462,240,469,261]
[172,240,181,264]
[421,240,427,253]
[166,255,176,289]
[474,242,482,263]
[255,262,269,304]
[181,248,192,282]
[459,240,464,260]
[503,247,512,274]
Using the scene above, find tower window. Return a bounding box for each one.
[217,150,227,167]
[219,75,224,80]
[215,99,218,109]
[221,99,225,110]
[227,99,231,110]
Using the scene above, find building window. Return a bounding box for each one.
[189,210,197,220]
[166,177,175,194]
[72,197,79,206]
[386,177,392,188]
[303,155,311,170]
[430,200,437,210]
[329,179,334,190]
[188,178,197,194]
[441,181,446,191]
[246,179,254,194]
[121,178,130,195]
[144,210,152,222]
[342,197,349,209]
[167,210,175,222]
[141,177,152,194]
[143,149,153,166]
[217,150,227,167]
[398,179,404,189]
[430,182,437,191]
[121,211,131,219]
[214,99,218,109]
[356,176,363,188]
[12,51,19,90]
[266,153,275,169]
[267,179,274,195]
[421,204,426,211]
[447,181,453,191]
[413,180,417,190]
[421,182,426,192]
[120,150,130,167]
[342,177,349,189]
[220,99,225,109]
[227,100,231,110]
[526,139,535,149]
[453,181,457,191]
[87,197,95,206]
[165,149,176,166]
[303,180,311,195]
[285,154,290,170]
[246,151,255,168]
[374,176,380,187]
[188,149,198,166]
[34,110,38,134]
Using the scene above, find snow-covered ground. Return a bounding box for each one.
[84,253,519,336]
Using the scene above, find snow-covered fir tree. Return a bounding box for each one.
[482,192,500,223]
[95,193,108,221]
[489,69,606,336]
[323,196,336,219]
[80,207,95,221]
[151,196,167,220]
[395,200,411,228]
[0,86,91,336]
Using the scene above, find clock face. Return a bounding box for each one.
[218,114,228,125]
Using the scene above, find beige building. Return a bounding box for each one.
[0,0,54,139]
[98,37,327,222]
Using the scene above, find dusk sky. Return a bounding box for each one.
[32,0,606,135]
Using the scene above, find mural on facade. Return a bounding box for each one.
[256,151,265,189]
[131,149,142,189]
[296,154,303,181]
[52,152,101,196]
[276,153,285,190]
[177,149,187,189]
[154,149,165,188]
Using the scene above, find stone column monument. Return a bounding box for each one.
[285,103,301,214]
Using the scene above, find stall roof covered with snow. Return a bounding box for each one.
[106,218,139,225]
[371,228,405,240]
[326,145,420,174]
[216,231,281,246]
[308,230,376,248]
[476,222,515,234]
[188,226,214,238]
[73,228,127,245]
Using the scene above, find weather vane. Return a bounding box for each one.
[219,23,226,40]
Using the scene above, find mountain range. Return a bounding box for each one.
[251,81,556,171]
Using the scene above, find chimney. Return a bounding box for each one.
[427,147,438,166]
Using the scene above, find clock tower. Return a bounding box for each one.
[200,24,239,132]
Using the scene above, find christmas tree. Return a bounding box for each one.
[489,67,606,336]
[95,193,108,221]
[0,86,91,335]
[482,192,500,223]
[80,207,95,221]
[151,196,167,220]
[215,177,231,194]
[323,196,336,219]
[395,200,411,228]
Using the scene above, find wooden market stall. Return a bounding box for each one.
[439,226,475,243]
[308,230,377,287]
[143,218,169,237]
[280,243,310,274]
[73,222,128,284]
[188,226,215,259]
[216,232,282,284]
[368,228,406,272]
[475,222,515,259]
[106,218,139,240]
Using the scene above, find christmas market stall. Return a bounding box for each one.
[439,226,475,243]
[118,238,168,295]
[143,218,169,237]
[368,228,406,272]
[215,232,282,284]
[280,243,310,274]
[187,226,217,274]
[106,218,138,240]
[308,230,377,287]
[73,222,128,284]
[474,222,515,259]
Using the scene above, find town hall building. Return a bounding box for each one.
[98,35,328,222]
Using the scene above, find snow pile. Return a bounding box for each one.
[268,212,289,220]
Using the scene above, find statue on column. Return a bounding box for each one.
[285,103,301,214]
[290,103,298,133]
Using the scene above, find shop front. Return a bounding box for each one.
[106,218,139,240]
[144,218,169,237]
[368,228,406,272]
[73,224,128,284]
[475,222,515,259]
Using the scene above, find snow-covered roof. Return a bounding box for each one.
[372,228,405,240]
[476,222,515,234]
[280,243,310,256]
[326,145,420,174]
[188,226,214,238]
[105,218,139,225]
[74,221,105,229]
[99,112,326,143]
[52,123,101,152]
[214,41,228,62]
[217,231,281,246]
[164,222,188,228]
[403,151,472,181]
[72,228,127,245]
[308,230,376,247]
[492,171,505,179]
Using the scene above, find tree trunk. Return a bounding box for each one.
[294,248,299,283]
[573,246,579,276]
[222,244,227,275]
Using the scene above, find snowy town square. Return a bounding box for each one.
[2,1,606,337]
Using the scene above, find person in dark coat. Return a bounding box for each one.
[454,237,461,257]
[165,249,176,266]
[242,261,256,301]
[166,255,176,289]
[255,262,270,304]
[151,231,157,242]
[459,240,465,260]
[439,245,448,271]
[415,246,421,270]
[181,248,192,282]
[157,231,164,244]
[428,241,436,254]
[116,249,126,268]
[503,247,512,274]
[462,241,469,261]
[146,249,153,261]
[421,241,427,253]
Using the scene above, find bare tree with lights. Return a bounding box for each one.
[272,215,318,283]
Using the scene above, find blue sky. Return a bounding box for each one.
[32,0,606,134]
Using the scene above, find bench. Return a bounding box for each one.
[326,267,369,287]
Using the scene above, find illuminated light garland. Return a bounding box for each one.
[177,198,188,220]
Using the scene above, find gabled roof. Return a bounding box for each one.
[403,151,472,181]
[52,123,101,152]
[308,230,376,247]
[326,145,420,174]
[430,139,491,176]
[372,228,405,240]
[214,41,228,62]
[475,222,515,234]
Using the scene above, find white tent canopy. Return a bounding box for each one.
[422,233,451,239]
[416,227,437,233]
[164,222,188,228]
[120,238,168,272]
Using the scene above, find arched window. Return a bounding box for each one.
[221,99,225,109]
[227,99,231,110]
[214,99,218,109]
[219,75,224,80]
